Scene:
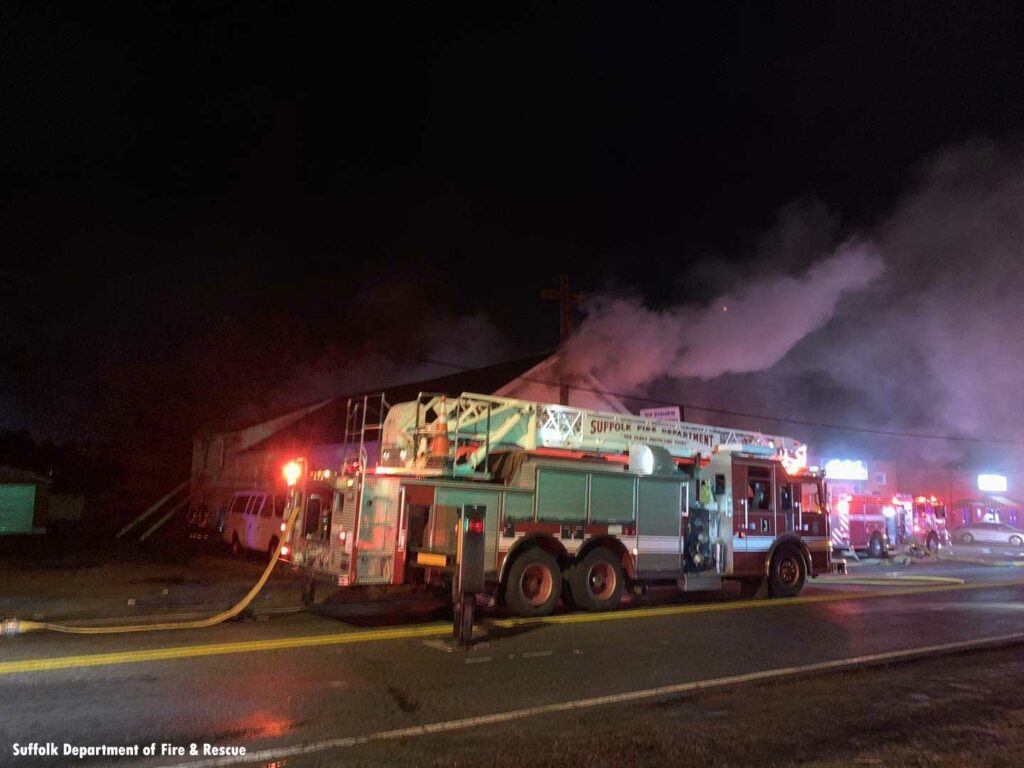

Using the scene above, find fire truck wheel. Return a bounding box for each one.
[267,538,279,561]
[768,546,806,598]
[926,532,939,553]
[231,533,241,556]
[504,548,562,617]
[570,548,624,612]
[867,532,885,559]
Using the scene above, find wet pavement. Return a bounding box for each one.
[2,560,1024,767]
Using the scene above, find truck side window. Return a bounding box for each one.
[305,497,322,537]
[748,467,771,510]
[800,483,821,513]
[780,484,793,511]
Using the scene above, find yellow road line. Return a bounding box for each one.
[812,576,965,587]
[0,625,451,676]
[5,577,1024,676]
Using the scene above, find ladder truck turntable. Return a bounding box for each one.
[283,392,831,617]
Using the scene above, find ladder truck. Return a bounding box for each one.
[282,392,831,616]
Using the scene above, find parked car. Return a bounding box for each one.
[953,522,1024,547]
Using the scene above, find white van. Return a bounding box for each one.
[223,491,288,557]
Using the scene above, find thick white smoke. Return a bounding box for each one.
[567,142,1024,463]
[565,246,884,390]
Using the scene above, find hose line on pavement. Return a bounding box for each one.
[1,503,301,637]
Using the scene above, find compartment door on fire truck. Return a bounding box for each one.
[732,461,775,551]
[435,489,500,574]
[636,478,684,574]
[355,477,402,585]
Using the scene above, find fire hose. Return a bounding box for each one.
[1,503,301,638]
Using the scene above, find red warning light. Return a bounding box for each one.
[467,518,484,535]
[283,461,302,486]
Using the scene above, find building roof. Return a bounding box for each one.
[0,465,54,485]
[492,353,631,414]
[239,353,552,454]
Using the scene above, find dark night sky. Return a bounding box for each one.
[2,1,1024,483]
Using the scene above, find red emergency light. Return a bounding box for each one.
[466,518,484,535]
[283,461,303,486]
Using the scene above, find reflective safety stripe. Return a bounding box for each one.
[416,552,447,567]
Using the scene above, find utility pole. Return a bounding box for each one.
[540,274,582,405]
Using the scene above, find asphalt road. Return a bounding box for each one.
[3,563,1024,768]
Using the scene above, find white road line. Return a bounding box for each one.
[521,650,554,658]
[153,631,1024,768]
[464,656,492,664]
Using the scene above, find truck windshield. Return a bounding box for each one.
[800,483,822,513]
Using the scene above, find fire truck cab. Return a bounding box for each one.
[893,494,949,553]
[283,392,830,616]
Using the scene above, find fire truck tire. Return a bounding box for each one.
[570,548,624,612]
[504,548,562,617]
[867,532,885,559]
[768,545,806,598]
[266,537,279,561]
[926,532,939,553]
[231,533,241,556]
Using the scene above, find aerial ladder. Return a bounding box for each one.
[375,392,808,478]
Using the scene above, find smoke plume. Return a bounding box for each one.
[565,246,884,390]
[566,142,1024,464]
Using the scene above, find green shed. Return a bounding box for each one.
[0,466,50,534]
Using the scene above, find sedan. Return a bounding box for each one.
[953,522,1024,547]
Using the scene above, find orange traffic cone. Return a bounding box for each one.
[430,399,451,458]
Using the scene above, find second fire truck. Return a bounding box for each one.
[282,392,830,616]
[830,492,949,556]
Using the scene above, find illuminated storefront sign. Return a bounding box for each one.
[824,459,869,481]
[978,474,1008,493]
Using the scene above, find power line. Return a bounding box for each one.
[397,351,1024,448]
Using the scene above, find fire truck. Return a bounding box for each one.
[830,493,948,557]
[282,392,830,616]
[894,494,949,553]
[830,493,894,558]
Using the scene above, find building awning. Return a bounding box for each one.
[990,495,1021,508]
